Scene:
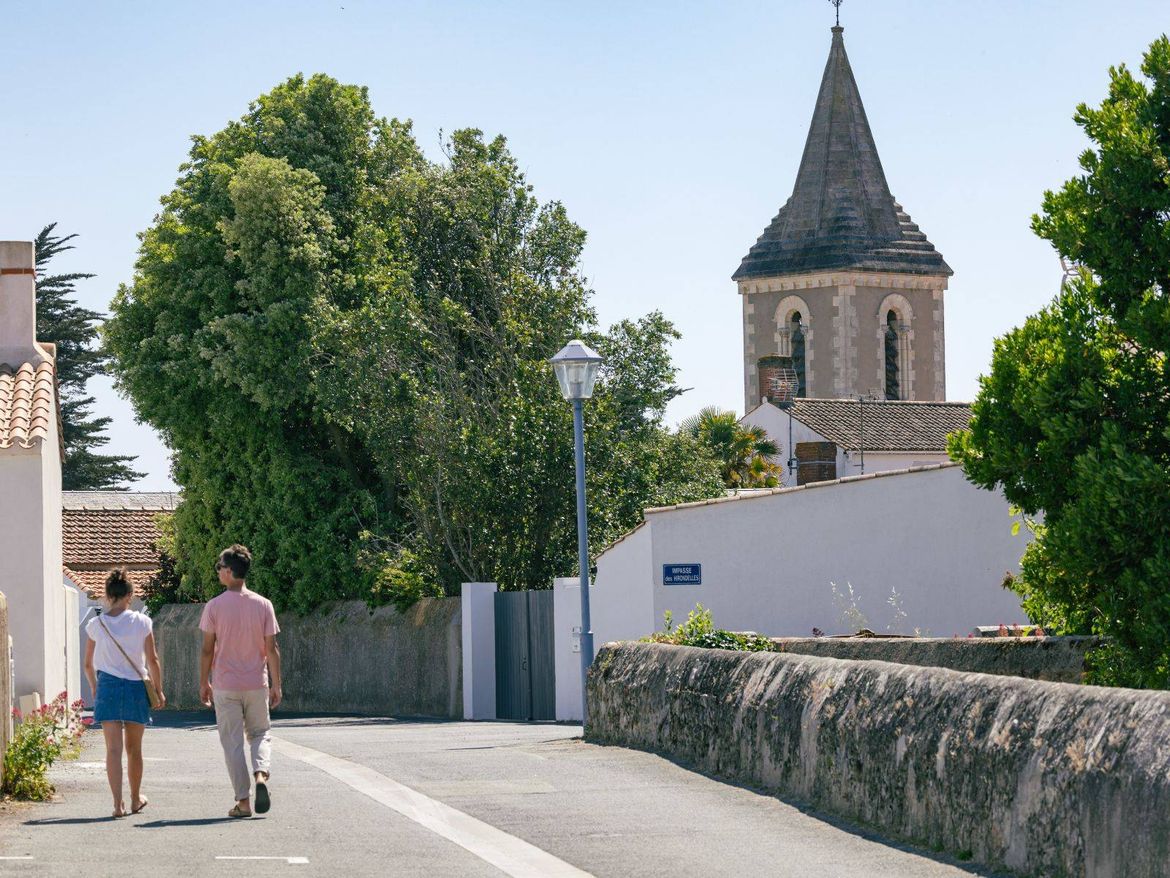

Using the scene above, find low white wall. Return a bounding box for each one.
[592,465,1028,645]
[591,522,656,643]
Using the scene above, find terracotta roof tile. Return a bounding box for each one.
[0,361,55,449]
[63,508,169,567]
[788,398,971,452]
[63,566,160,600]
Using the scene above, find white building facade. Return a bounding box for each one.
[591,464,1030,646]
[0,240,70,704]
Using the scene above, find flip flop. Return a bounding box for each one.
[227,805,252,819]
[132,797,149,815]
[254,782,270,814]
[112,803,126,819]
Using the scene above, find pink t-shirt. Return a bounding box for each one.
[199,587,280,691]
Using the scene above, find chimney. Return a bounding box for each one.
[0,241,49,367]
[796,441,837,485]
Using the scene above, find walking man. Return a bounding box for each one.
[200,544,282,818]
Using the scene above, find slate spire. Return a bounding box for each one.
[734,27,951,280]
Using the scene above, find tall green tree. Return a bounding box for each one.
[106,74,722,610]
[949,35,1170,688]
[679,407,781,488]
[34,225,142,489]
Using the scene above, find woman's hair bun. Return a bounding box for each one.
[104,568,133,601]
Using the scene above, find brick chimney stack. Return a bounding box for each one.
[0,241,50,368]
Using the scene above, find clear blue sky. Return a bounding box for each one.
[2,1,1166,491]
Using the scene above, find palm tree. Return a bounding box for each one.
[679,407,781,488]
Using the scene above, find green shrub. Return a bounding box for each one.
[643,604,774,652]
[368,547,446,613]
[2,693,86,801]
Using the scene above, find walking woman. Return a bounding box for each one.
[84,569,166,817]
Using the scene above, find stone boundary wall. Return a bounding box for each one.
[0,592,9,787]
[153,598,462,718]
[767,635,1097,683]
[586,642,1170,877]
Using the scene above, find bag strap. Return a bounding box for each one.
[98,616,147,682]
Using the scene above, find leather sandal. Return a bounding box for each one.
[227,804,252,818]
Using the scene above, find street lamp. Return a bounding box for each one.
[549,338,604,725]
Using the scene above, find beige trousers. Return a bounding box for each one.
[213,688,271,801]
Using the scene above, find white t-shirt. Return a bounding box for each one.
[87,610,152,680]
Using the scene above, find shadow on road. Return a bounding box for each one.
[24,816,120,826]
[135,817,242,828]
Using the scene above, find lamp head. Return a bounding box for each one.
[550,339,604,401]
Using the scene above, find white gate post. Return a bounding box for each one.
[553,577,585,722]
[460,582,497,720]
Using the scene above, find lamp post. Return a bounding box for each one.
[550,338,604,725]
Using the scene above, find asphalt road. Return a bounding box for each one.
[0,713,999,877]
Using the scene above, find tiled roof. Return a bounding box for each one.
[63,491,180,511]
[63,508,169,566]
[0,361,55,450]
[62,501,174,599]
[788,398,972,452]
[734,27,950,281]
[64,566,159,600]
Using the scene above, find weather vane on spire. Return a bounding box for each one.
[829,0,843,27]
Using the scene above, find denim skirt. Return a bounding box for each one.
[94,671,151,725]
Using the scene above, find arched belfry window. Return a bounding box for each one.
[877,294,913,401]
[775,296,812,398]
[791,312,806,398]
[884,310,900,400]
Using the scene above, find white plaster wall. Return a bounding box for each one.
[837,450,951,479]
[0,454,50,699]
[41,413,66,701]
[591,522,656,647]
[63,583,80,702]
[553,576,589,722]
[595,466,1026,642]
[460,582,496,720]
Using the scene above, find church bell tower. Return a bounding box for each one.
[735,25,952,411]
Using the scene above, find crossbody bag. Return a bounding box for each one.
[98,616,163,710]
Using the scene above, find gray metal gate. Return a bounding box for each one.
[494,589,556,721]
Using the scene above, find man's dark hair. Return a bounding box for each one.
[219,544,252,580]
[105,568,133,600]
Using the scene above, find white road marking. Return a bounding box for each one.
[0,856,34,860]
[273,737,594,878]
[216,857,309,864]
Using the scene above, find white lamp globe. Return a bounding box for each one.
[550,339,604,401]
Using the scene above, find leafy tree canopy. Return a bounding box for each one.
[107,74,723,610]
[34,225,142,490]
[949,36,1170,687]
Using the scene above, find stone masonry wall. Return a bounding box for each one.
[768,635,1096,683]
[153,598,462,718]
[586,642,1170,877]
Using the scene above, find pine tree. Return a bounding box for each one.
[34,224,142,489]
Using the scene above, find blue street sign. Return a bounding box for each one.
[663,564,702,585]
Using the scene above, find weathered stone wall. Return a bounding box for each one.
[587,642,1170,877]
[153,598,462,718]
[768,635,1097,682]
